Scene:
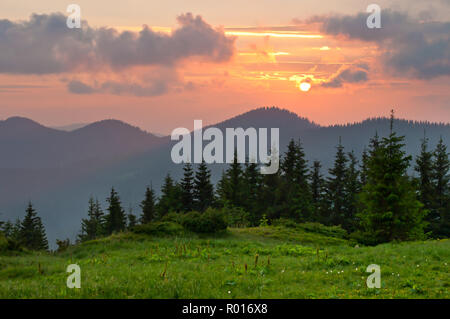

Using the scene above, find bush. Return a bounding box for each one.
[160,212,182,224]
[223,206,251,228]
[56,238,71,252]
[272,218,297,228]
[182,208,227,234]
[132,221,184,236]
[0,232,7,252]
[271,219,348,239]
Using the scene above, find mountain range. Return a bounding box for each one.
[1,107,449,246]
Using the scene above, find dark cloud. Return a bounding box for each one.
[67,79,169,97]
[322,66,369,88]
[301,9,450,79]
[0,12,235,74]
[67,80,95,94]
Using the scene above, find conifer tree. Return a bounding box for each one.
[415,136,434,220]
[226,150,244,207]
[431,137,450,237]
[140,186,157,224]
[360,147,369,186]
[343,151,361,232]
[19,202,48,251]
[105,188,126,234]
[358,111,426,244]
[78,197,105,242]
[158,174,181,216]
[180,162,195,212]
[291,139,312,221]
[243,160,262,224]
[194,161,215,212]
[310,160,325,222]
[127,205,137,229]
[1,220,13,238]
[325,138,348,226]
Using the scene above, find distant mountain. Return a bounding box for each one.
[0,117,166,168]
[51,123,89,131]
[0,107,449,247]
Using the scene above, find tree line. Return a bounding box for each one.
[1,112,449,250]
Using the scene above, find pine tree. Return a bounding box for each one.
[415,135,434,224]
[105,188,126,234]
[358,111,426,244]
[180,163,195,212]
[194,161,215,212]
[291,139,312,221]
[19,202,48,251]
[343,151,361,232]
[325,138,348,226]
[431,137,450,237]
[127,205,137,229]
[140,186,157,224]
[78,197,105,242]
[281,139,298,184]
[259,158,283,220]
[242,160,262,225]
[1,220,13,238]
[360,147,369,186]
[157,174,181,216]
[310,160,325,222]
[226,150,244,207]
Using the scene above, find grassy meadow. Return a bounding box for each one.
[0,224,448,299]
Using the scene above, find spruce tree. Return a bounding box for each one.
[310,160,325,222]
[431,137,450,237]
[140,186,157,224]
[19,202,48,251]
[415,136,434,223]
[180,163,195,212]
[291,139,312,221]
[243,160,262,224]
[157,174,180,216]
[79,197,105,242]
[343,151,361,232]
[358,111,426,244]
[226,150,244,207]
[325,138,348,226]
[127,205,137,229]
[1,220,13,238]
[105,188,126,234]
[360,147,369,186]
[194,161,215,212]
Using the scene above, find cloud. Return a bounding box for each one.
[0,12,235,74]
[67,80,95,94]
[300,9,450,79]
[66,66,189,97]
[321,65,369,88]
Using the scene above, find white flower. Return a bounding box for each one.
[228,291,231,294]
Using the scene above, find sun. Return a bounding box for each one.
[299,82,311,92]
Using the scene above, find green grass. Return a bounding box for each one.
[0,225,448,299]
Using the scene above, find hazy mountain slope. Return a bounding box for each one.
[1,107,449,247]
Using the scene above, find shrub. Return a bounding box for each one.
[132,221,184,236]
[56,238,71,252]
[0,232,7,252]
[223,206,251,228]
[160,212,182,224]
[272,218,297,228]
[182,208,227,234]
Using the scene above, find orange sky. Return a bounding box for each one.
[0,1,449,133]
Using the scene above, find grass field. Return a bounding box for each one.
[0,224,448,299]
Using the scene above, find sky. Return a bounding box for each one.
[0,0,449,134]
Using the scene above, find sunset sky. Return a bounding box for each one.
[0,0,449,134]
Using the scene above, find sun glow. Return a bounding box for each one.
[299,82,311,92]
